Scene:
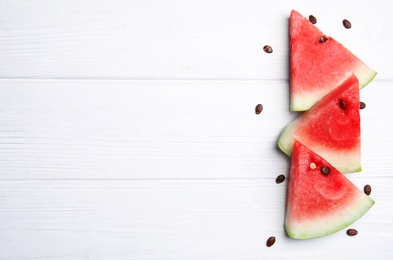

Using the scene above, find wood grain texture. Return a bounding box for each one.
[0,80,391,181]
[0,80,392,258]
[0,79,292,180]
[0,179,391,259]
[0,0,393,259]
[0,0,390,80]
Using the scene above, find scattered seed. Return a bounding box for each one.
[319,36,328,43]
[339,100,347,110]
[364,184,372,195]
[255,104,263,114]
[321,166,331,175]
[310,162,316,169]
[309,15,317,24]
[276,174,286,184]
[347,229,358,236]
[266,236,276,247]
[263,45,273,53]
[343,19,352,29]
[360,102,366,109]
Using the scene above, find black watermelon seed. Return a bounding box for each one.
[343,19,352,29]
[309,15,317,24]
[263,45,273,53]
[255,104,263,114]
[275,174,286,184]
[364,184,372,195]
[266,236,276,247]
[347,229,358,236]
[339,100,347,110]
[360,102,366,109]
[319,36,328,43]
[321,166,331,175]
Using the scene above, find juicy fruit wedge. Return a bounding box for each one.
[290,10,377,111]
[278,74,361,173]
[285,141,374,239]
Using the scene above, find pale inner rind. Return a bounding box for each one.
[278,120,361,173]
[285,191,374,239]
[291,65,377,112]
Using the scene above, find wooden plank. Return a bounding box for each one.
[0,79,292,180]
[0,1,391,259]
[0,0,389,80]
[0,79,391,180]
[0,179,390,259]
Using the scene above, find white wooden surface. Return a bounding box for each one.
[0,1,393,259]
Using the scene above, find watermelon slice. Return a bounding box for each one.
[285,140,374,239]
[278,74,361,172]
[290,10,377,111]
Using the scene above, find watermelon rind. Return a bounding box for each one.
[356,65,378,89]
[284,141,375,239]
[291,66,377,112]
[279,74,361,173]
[290,10,377,112]
[285,187,374,239]
[278,122,361,173]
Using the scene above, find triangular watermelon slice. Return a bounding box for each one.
[290,10,377,111]
[278,74,361,173]
[285,140,374,239]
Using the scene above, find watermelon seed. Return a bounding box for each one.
[255,104,263,114]
[309,15,317,24]
[339,100,347,110]
[310,162,316,169]
[343,19,352,29]
[276,174,285,184]
[360,102,366,109]
[364,184,372,195]
[346,229,358,236]
[319,36,328,43]
[321,166,331,175]
[266,236,276,247]
[263,45,273,53]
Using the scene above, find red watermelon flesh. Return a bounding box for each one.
[278,74,361,173]
[290,10,377,111]
[285,140,374,239]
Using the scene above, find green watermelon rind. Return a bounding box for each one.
[291,67,377,112]
[285,191,374,239]
[280,74,362,173]
[289,10,378,112]
[357,65,378,89]
[277,123,296,157]
[278,122,362,173]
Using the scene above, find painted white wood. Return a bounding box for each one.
[0,80,391,181]
[0,79,293,180]
[0,79,392,258]
[0,0,389,80]
[0,0,392,259]
[0,179,390,259]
